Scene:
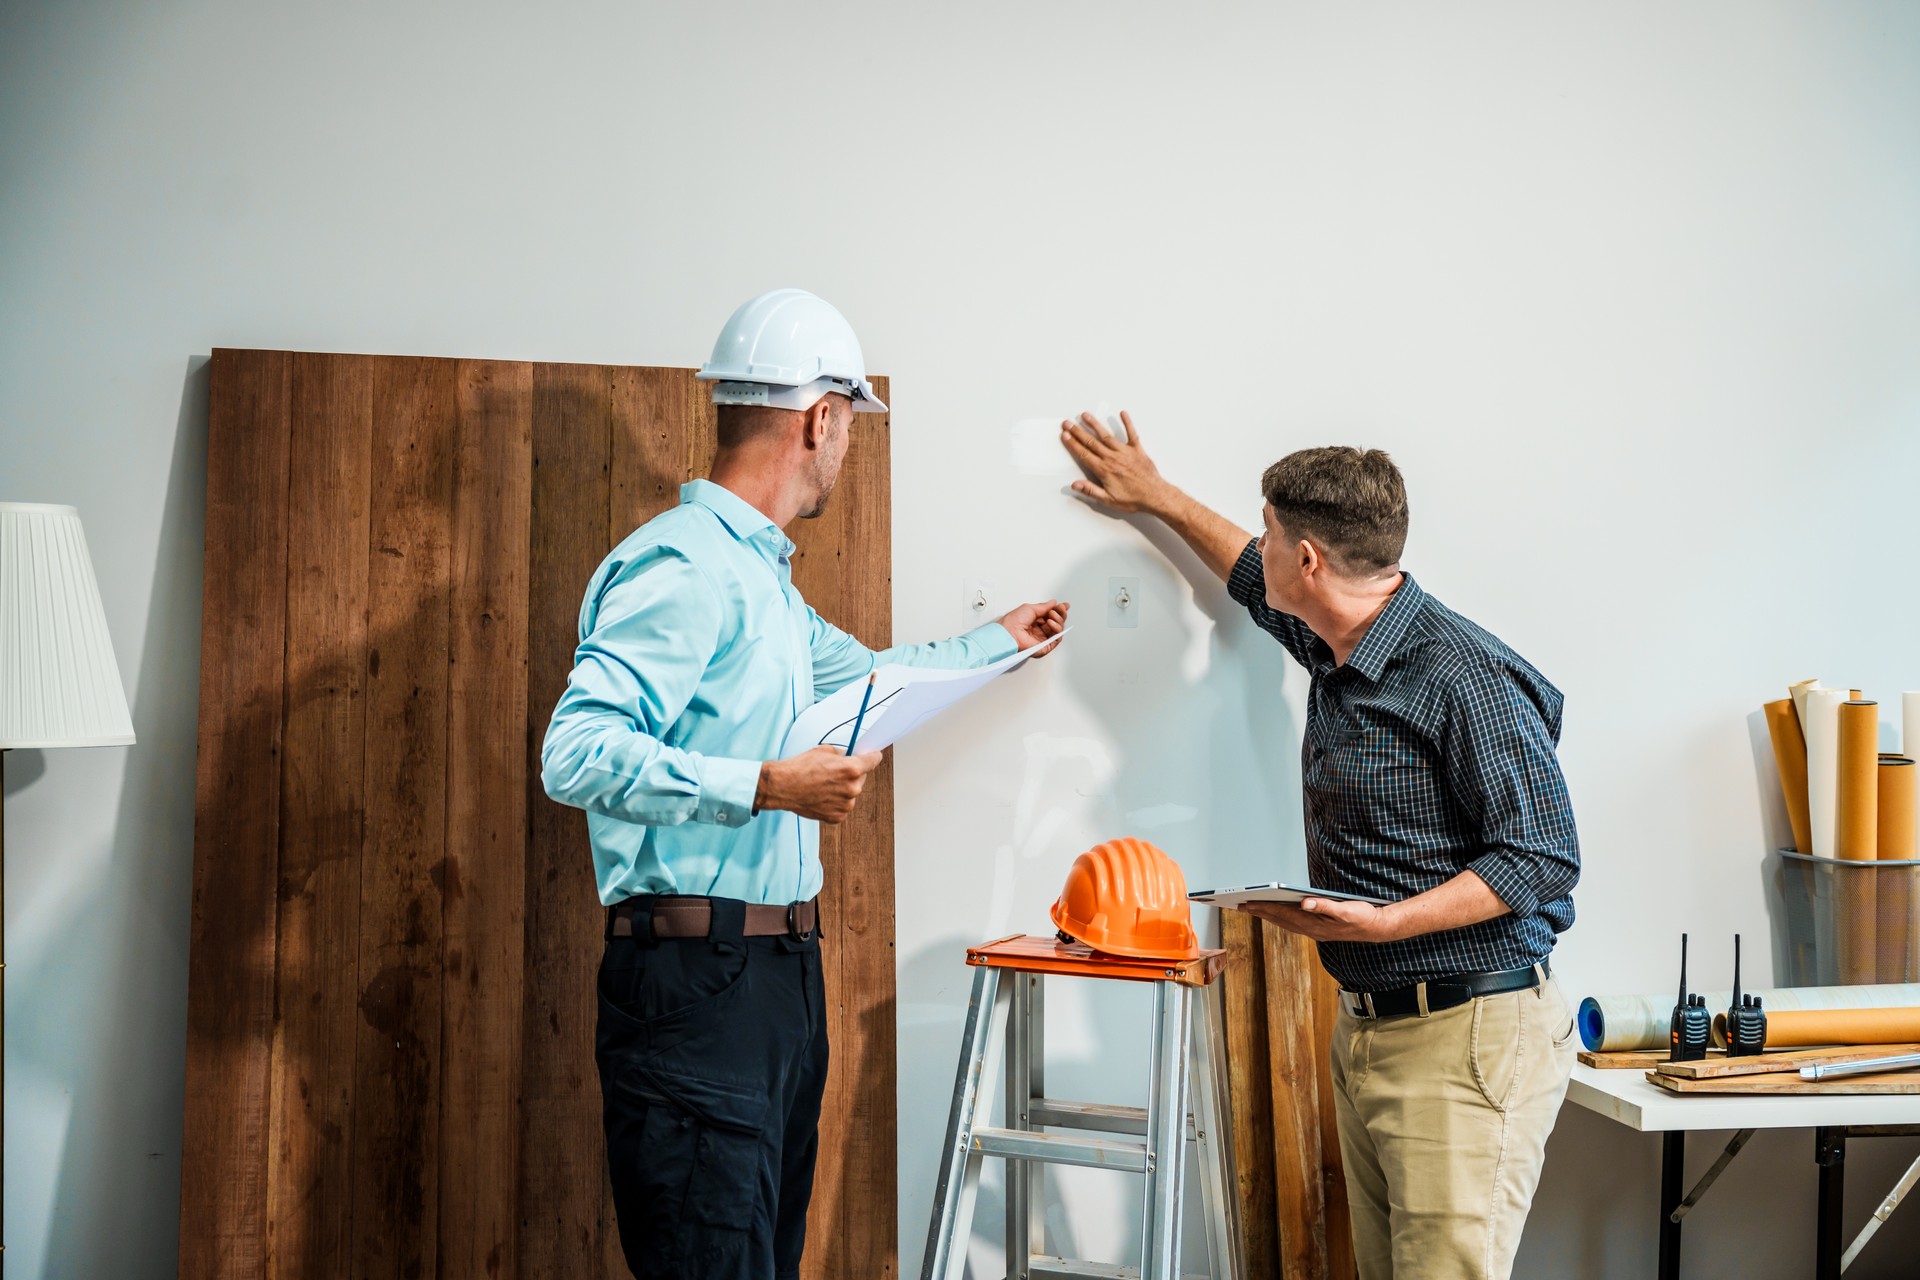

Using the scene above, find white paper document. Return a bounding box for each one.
[781,630,1067,756]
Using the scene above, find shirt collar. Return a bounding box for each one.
[1343,572,1425,681]
[681,480,793,555]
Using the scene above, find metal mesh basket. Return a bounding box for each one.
[1778,850,1920,986]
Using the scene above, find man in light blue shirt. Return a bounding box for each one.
[541,289,1066,1280]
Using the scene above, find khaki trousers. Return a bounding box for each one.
[1329,977,1576,1280]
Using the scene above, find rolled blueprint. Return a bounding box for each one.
[1745,1006,1920,1049]
[1764,698,1813,855]
[1881,758,1918,984]
[1805,689,1849,859]
[1790,678,1821,726]
[1837,701,1881,982]
[1578,983,1920,1052]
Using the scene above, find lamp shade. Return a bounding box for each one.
[1,502,135,748]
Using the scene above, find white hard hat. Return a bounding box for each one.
[697,288,888,415]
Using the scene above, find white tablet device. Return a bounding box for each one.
[1187,881,1392,908]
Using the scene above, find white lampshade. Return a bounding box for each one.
[1,502,135,748]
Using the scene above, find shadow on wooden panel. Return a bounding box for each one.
[184,350,895,1280]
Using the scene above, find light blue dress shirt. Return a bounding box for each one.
[542,479,1017,906]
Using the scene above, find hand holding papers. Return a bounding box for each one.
[782,629,1069,756]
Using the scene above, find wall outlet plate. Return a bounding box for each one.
[1108,576,1140,629]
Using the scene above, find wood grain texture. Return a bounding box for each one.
[266,352,373,1278]
[182,349,293,1279]
[1219,915,1354,1280]
[1655,1043,1920,1080]
[1648,1069,1920,1095]
[1309,958,1353,1279]
[1220,910,1280,1280]
[188,352,896,1279]
[350,356,456,1280]
[439,359,533,1279]
[794,376,898,1280]
[1263,924,1329,1280]
[522,360,622,1279]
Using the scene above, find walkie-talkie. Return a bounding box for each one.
[1724,933,1768,1056]
[1669,933,1712,1062]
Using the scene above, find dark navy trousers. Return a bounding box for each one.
[595,899,830,1280]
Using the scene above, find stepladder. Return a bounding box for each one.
[920,934,1245,1280]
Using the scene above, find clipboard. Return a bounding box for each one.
[1187,881,1391,909]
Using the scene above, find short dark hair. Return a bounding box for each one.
[714,395,851,450]
[715,403,790,449]
[1260,446,1408,575]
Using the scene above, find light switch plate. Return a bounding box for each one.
[1108,576,1140,629]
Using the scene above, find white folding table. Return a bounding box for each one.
[1565,1063,1920,1279]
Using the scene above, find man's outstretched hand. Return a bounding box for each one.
[1060,411,1175,515]
[998,600,1069,656]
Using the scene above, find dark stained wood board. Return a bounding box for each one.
[182,352,898,1279]
[1220,910,1356,1280]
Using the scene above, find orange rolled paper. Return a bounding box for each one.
[1837,700,1880,983]
[1759,1006,1920,1048]
[1765,698,1813,855]
[1880,758,1917,983]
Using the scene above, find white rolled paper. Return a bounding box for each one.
[1789,678,1821,725]
[1805,687,1848,858]
[1904,690,1920,762]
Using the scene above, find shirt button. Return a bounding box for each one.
[717,809,732,823]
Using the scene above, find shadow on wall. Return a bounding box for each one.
[17,356,209,1279]
[896,508,1312,1273]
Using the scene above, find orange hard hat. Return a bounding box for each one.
[1049,837,1199,961]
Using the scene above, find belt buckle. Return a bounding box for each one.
[786,901,809,941]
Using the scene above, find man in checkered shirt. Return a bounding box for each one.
[1062,412,1579,1280]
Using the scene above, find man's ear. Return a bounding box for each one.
[801,399,833,451]
[1297,538,1319,578]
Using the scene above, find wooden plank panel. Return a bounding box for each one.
[520,361,622,1279]
[610,365,692,543]
[266,352,373,1278]
[439,359,534,1279]
[796,376,897,1280]
[1263,924,1329,1280]
[181,348,293,1279]
[1220,909,1280,1280]
[349,356,456,1280]
[1310,960,1354,1280]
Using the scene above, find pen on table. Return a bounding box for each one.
[845,672,878,756]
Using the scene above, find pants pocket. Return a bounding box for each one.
[598,939,752,1028]
[645,1070,771,1234]
[1469,992,1527,1112]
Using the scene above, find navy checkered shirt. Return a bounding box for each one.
[1228,541,1579,992]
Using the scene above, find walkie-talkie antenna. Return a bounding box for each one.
[1732,933,1742,1008]
[1678,932,1690,1006]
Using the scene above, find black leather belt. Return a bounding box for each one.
[1340,960,1549,1020]
[607,894,819,942]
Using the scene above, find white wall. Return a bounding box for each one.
[4,3,1917,1277]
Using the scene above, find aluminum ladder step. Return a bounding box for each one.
[968,1126,1148,1172]
[1027,1256,1208,1280]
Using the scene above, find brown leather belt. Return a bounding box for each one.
[607,894,819,941]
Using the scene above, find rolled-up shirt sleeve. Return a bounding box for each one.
[1437,662,1581,918]
[541,548,760,828]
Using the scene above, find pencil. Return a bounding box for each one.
[845,672,878,756]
